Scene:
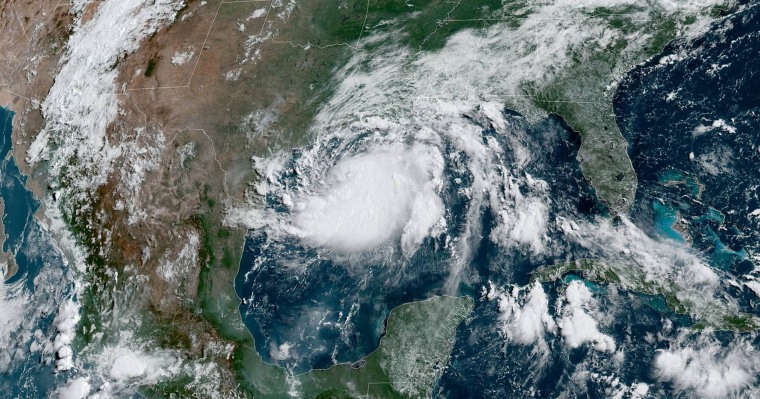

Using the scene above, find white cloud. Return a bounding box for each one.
[28,0,182,214]
[311,0,724,133]
[11,0,732,397]
[557,212,758,341]
[745,280,760,298]
[248,8,267,20]
[712,119,737,133]
[490,176,549,255]
[557,280,616,353]
[171,50,194,65]
[97,343,181,384]
[269,342,295,361]
[225,0,728,292]
[0,219,79,384]
[490,281,556,353]
[109,353,149,381]
[157,231,200,286]
[557,216,733,325]
[293,144,444,256]
[53,299,81,371]
[0,280,28,364]
[653,335,760,399]
[54,377,91,399]
[631,382,650,398]
[70,329,233,398]
[117,127,166,225]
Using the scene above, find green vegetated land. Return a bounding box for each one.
[190,0,512,395]
[231,295,473,398]
[531,258,759,332]
[284,0,732,215]
[197,0,734,395]
[520,4,730,214]
[57,0,736,397]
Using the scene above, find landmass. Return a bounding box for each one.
[297,296,473,399]
[0,0,742,396]
[146,295,473,398]
[532,258,759,332]
[0,198,15,280]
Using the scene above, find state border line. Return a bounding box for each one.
[5,0,661,98]
[129,0,271,91]
[1,0,705,156]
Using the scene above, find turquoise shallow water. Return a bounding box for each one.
[652,200,685,243]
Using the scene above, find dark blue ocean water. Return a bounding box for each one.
[616,2,760,290]
[235,111,606,375]
[0,106,74,396]
[235,3,760,397]
[440,5,760,395]
[1,107,40,283]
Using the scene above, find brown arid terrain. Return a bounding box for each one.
[1,0,396,396]
[1,0,71,188]
[0,0,74,300]
[0,0,347,395]
[3,0,751,397]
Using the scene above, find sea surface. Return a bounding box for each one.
[0,106,75,397]
[617,2,760,278]
[235,2,760,397]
